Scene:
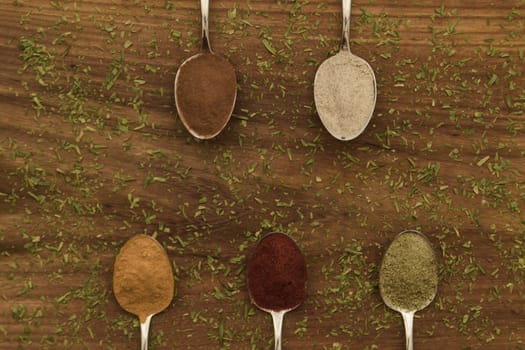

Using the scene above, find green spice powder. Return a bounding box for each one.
[379,232,438,311]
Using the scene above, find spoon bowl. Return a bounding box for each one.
[379,230,438,350]
[113,235,174,350]
[174,0,237,139]
[247,232,307,350]
[314,0,376,141]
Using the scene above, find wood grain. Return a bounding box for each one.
[1,0,524,349]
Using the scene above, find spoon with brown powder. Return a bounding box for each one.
[174,0,237,139]
[314,0,376,141]
[247,232,307,350]
[113,235,174,350]
[379,230,438,350]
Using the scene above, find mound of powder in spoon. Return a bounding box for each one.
[113,234,174,323]
[175,52,237,138]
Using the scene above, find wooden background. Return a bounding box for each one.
[1,0,524,349]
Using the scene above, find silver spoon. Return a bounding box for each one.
[247,232,307,350]
[113,235,175,350]
[140,315,153,350]
[314,0,377,141]
[379,230,438,350]
[257,307,295,350]
[174,0,237,139]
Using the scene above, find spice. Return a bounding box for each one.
[314,52,375,140]
[379,231,438,311]
[247,232,307,311]
[174,52,237,138]
[113,234,174,323]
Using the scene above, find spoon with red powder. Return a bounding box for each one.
[174,0,237,139]
[247,232,307,350]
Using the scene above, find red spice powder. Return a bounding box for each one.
[247,232,307,311]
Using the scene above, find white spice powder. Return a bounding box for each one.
[314,52,376,140]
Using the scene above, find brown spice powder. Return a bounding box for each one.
[113,235,174,323]
[175,52,237,138]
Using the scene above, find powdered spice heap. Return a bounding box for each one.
[175,52,237,139]
[247,232,307,311]
[113,235,174,323]
[379,231,438,312]
[314,52,376,140]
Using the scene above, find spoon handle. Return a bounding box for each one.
[140,315,153,350]
[341,0,352,51]
[200,0,212,51]
[401,311,414,350]
[271,310,286,350]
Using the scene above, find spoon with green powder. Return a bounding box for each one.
[314,0,376,141]
[174,0,237,139]
[113,235,175,350]
[379,230,438,350]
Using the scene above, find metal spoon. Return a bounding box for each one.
[174,0,237,139]
[247,232,307,350]
[379,230,438,350]
[314,0,377,141]
[140,315,153,350]
[113,235,175,350]
[256,306,295,350]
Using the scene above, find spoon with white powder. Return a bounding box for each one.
[314,0,377,141]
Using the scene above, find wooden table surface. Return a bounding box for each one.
[1,0,524,349]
